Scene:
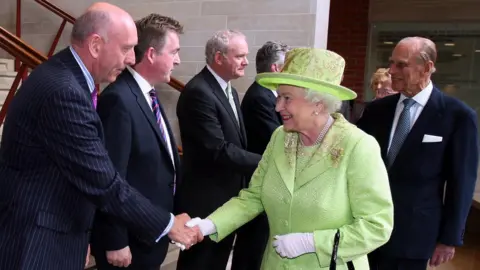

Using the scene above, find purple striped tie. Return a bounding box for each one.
[149,89,175,193]
[91,87,98,109]
[149,89,168,142]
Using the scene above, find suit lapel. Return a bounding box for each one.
[295,114,350,189]
[376,95,400,161]
[123,72,171,160]
[57,48,92,101]
[273,130,295,195]
[264,85,282,122]
[201,67,245,144]
[157,101,180,169]
[391,88,444,168]
[232,88,247,147]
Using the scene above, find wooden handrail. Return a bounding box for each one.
[33,0,185,92]
[34,0,76,24]
[0,27,47,65]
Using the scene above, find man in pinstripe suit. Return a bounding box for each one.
[0,3,201,270]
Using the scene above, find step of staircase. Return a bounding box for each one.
[0,58,14,72]
[0,71,17,91]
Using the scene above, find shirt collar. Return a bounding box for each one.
[398,80,433,107]
[69,46,95,93]
[206,65,229,92]
[126,66,154,94]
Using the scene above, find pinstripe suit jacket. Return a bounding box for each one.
[0,48,172,270]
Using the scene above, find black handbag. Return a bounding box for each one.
[329,230,355,270]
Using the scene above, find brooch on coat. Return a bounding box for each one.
[330,147,344,167]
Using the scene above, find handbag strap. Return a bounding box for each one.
[329,230,355,270]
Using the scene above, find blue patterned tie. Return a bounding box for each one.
[387,98,415,167]
[149,89,168,142]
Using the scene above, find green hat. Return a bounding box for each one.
[256,48,357,100]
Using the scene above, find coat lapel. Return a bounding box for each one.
[273,130,295,195]
[377,95,400,161]
[57,48,92,102]
[232,89,247,147]
[391,88,444,168]
[123,71,171,159]
[201,68,245,145]
[295,114,350,189]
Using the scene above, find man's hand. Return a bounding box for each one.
[106,246,132,267]
[168,213,202,250]
[429,244,455,267]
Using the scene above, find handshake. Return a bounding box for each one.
[167,213,216,250]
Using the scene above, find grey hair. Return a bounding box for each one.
[205,30,245,65]
[399,37,437,74]
[255,41,290,73]
[304,89,342,114]
[71,10,111,43]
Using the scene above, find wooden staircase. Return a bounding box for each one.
[0,58,16,141]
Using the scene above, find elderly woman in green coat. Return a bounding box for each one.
[186,48,394,269]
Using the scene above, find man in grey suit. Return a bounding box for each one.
[0,3,200,270]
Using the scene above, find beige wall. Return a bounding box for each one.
[2,0,319,142]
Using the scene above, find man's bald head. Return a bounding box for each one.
[71,2,135,44]
[70,2,137,84]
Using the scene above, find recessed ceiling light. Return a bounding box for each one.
[383,41,394,45]
[444,43,455,46]
[452,53,462,57]
[475,50,480,53]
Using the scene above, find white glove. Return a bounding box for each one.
[272,233,315,258]
[174,217,217,250]
[186,218,217,236]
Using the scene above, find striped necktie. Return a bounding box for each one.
[91,87,98,109]
[387,98,416,167]
[149,89,176,194]
[149,89,168,142]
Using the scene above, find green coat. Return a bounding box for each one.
[208,114,394,269]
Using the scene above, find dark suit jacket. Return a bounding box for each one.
[0,48,171,270]
[175,67,261,218]
[90,70,180,266]
[357,87,478,259]
[241,81,282,155]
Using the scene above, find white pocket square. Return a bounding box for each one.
[422,134,442,143]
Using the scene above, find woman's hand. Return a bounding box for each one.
[186,218,217,236]
[174,218,217,250]
[273,233,315,258]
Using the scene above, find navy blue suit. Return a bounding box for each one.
[0,48,172,270]
[357,87,478,267]
[91,70,181,269]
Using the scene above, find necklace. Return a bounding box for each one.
[300,115,334,146]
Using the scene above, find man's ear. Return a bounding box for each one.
[88,34,103,59]
[214,51,224,65]
[145,47,156,64]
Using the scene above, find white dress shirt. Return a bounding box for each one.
[388,81,433,151]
